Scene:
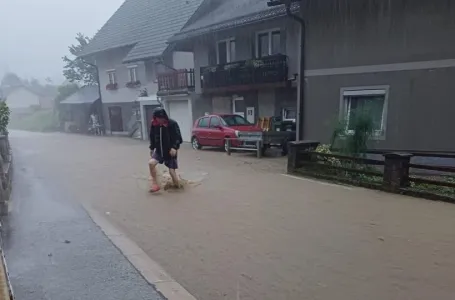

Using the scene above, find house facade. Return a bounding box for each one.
[79,0,204,140]
[299,0,455,152]
[164,0,301,133]
[4,86,41,114]
[59,85,101,133]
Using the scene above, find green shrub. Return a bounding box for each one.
[315,144,341,166]
[0,102,10,134]
[9,109,58,132]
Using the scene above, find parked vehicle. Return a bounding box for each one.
[191,114,263,151]
[191,114,295,156]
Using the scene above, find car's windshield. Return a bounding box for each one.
[221,115,251,126]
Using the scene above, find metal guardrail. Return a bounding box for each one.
[225,137,263,158]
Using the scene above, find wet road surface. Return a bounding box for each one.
[3,131,164,300]
[6,131,455,300]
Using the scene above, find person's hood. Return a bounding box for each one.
[152,107,169,126]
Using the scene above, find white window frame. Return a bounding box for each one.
[127,65,138,82]
[216,38,236,64]
[255,28,281,58]
[107,69,117,84]
[339,86,389,139]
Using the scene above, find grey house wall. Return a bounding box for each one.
[193,18,300,94]
[302,0,455,152]
[190,17,299,120]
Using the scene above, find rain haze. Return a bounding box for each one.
[2,1,455,300]
[0,0,124,82]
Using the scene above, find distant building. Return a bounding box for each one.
[79,0,204,141]
[2,85,56,114]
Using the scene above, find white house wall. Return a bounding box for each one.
[172,51,194,70]
[95,47,159,105]
[6,88,40,109]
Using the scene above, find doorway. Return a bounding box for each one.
[232,96,245,118]
[108,106,123,132]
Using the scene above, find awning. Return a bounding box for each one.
[60,86,100,105]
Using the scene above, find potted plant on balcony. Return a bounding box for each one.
[106,83,118,91]
[126,80,141,88]
[245,59,264,68]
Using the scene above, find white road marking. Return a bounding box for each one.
[280,174,353,190]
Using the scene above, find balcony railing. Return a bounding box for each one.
[201,54,288,91]
[157,69,195,93]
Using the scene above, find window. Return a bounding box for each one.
[198,117,209,128]
[209,117,221,128]
[256,29,281,58]
[128,66,138,82]
[341,88,388,136]
[216,38,236,64]
[107,70,117,84]
[221,115,251,126]
[282,107,296,121]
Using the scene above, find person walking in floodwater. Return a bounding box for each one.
[148,107,182,192]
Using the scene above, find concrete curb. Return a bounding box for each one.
[83,204,197,300]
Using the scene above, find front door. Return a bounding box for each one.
[246,107,255,124]
[109,106,123,132]
[233,97,245,118]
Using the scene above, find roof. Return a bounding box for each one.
[60,86,100,105]
[0,84,58,99]
[169,0,300,42]
[79,0,204,62]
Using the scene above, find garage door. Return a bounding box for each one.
[168,100,191,142]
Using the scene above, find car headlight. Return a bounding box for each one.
[235,130,239,137]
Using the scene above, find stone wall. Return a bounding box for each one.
[0,135,13,216]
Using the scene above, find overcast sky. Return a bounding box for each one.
[0,0,125,84]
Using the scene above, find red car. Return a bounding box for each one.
[191,114,263,151]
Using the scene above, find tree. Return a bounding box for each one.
[62,33,97,85]
[1,72,22,88]
[54,83,80,106]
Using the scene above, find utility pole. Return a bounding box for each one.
[267,0,305,140]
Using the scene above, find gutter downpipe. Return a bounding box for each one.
[85,61,106,133]
[285,4,306,141]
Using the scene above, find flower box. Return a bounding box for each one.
[106,83,118,90]
[126,80,141,88]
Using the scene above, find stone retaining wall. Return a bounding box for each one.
[0,135,13,216]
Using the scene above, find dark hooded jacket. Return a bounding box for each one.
[149,108,182,160]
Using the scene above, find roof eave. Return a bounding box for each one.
[122,54,162,64]
[78,43,137,59]
[168,5,299,44]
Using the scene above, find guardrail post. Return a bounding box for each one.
[256,140,262,158]
[226,139,231,156]
[383,152,413,192]
[287,140,320,173]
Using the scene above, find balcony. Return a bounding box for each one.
[157,69,195,95]
[201,54,288,93]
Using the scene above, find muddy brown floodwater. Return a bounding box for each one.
[11,131,455,300]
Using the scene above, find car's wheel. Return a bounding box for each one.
[191,136,202,150]
[224,139,230,152]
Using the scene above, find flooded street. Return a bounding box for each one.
[8,131,455,300]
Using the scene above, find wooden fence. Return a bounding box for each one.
[288,141,455,202]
